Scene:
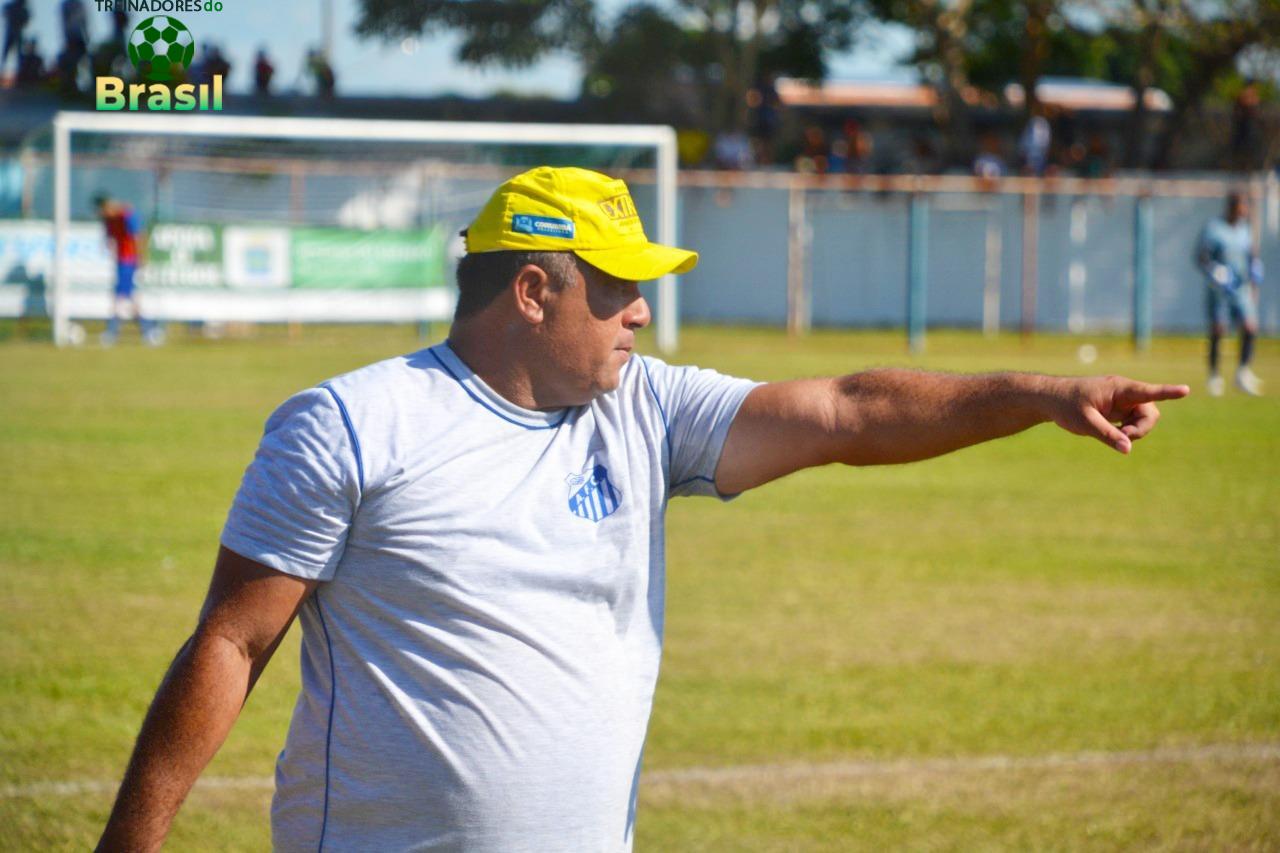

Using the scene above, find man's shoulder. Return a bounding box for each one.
[321,347,437,402]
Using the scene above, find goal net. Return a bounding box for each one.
[12,113,679,349]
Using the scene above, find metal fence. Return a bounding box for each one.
[5,146,1277,343]
[672,171,1280,346]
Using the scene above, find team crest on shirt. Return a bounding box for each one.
[566,460,622,522]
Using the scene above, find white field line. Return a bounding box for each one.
[4,742,1277,800]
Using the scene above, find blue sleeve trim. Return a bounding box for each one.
[321,384,365,493]
[314,595,337,851]
[637,356,673,462]
[428,348,568,430]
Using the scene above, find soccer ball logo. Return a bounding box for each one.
[127,16,195,83]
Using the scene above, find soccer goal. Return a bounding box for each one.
[31,112,681,349]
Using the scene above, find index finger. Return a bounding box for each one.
[1123,381,1191,402]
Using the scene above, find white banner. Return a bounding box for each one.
[0,220,114,290]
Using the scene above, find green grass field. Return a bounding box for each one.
[1,324,1277,850]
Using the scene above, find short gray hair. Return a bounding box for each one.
[453,251,579,319]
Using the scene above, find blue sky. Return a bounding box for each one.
[29,0,914,98]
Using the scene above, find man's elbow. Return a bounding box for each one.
[188,622,260,670]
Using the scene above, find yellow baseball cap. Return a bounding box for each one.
[464,166,698,281]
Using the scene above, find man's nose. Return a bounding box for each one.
[625,295,651,330]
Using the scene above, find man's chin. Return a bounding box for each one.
[594,362,626,396]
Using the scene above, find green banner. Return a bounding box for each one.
[292,226,446,289]
[144,223,223,287]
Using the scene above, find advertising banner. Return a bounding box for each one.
[291,227,447,289]
[142,223,223,288]
[0,220,448,293]
[0,220,114,290]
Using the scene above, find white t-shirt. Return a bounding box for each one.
[220,342,758,852]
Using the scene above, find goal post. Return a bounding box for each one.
[47,111,681,351]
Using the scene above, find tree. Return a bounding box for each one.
[869,0,983,168]
[885,0,1280,169]
[1139,0,1280,168]
[579,4,715,125]
[1076,0,1279,168]
[356,0,600,67]
[356,0,867,133]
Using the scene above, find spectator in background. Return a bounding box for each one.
[111,8,128,49]
[2,0,29,77]
[192,44,229,86]
[94,192,163,347]
[307,48,335,97]
[15,37,41,87]
[828,138,850,173]
[1230,80,1261,172]
[903,136,939,175]
[60,0,87,58]
[254,47,274,95]
[1019,109,1052,176]
[91,37,126,80]
[1079,133,1112,179]
[206,43,230,83]
[59,0,88,93]
[973,132,1007,180]
[746,74,780,166]
[712,130,753,170]
[795,125,829,174]
[846,121,874,175]
[1196,190,1263,396]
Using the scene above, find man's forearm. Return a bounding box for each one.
[830,369,1061,465]
[97,629,255,852]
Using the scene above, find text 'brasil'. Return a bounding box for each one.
[96,75,224,111]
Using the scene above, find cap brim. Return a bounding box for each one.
[575,242,698,282]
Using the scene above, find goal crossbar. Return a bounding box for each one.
[50,111,681,350]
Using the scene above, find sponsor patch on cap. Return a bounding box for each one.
[512,214,575,239]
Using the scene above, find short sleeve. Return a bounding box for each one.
[1194,225,1213,270]
[220,386,361,581]
[638,356,760,499]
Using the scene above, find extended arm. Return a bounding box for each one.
[715,369,1189,494]
[96,546,316,853]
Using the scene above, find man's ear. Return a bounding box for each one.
[511,263,552,325]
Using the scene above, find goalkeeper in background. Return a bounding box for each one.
[94,192,164,347]
[1196,190,1262,396]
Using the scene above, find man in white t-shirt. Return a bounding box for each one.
[97,167,1189,852]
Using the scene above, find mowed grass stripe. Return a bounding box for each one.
[5,740,1276,799]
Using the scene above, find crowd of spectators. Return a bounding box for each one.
[699,81,1127,178]
[697,73,1270,176]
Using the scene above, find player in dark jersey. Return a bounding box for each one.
[94,193,163,346]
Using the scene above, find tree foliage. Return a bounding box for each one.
[357,0,866,131]
[355,0,600,67]
[880,0,1279,167]
[356,0,1279,166]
